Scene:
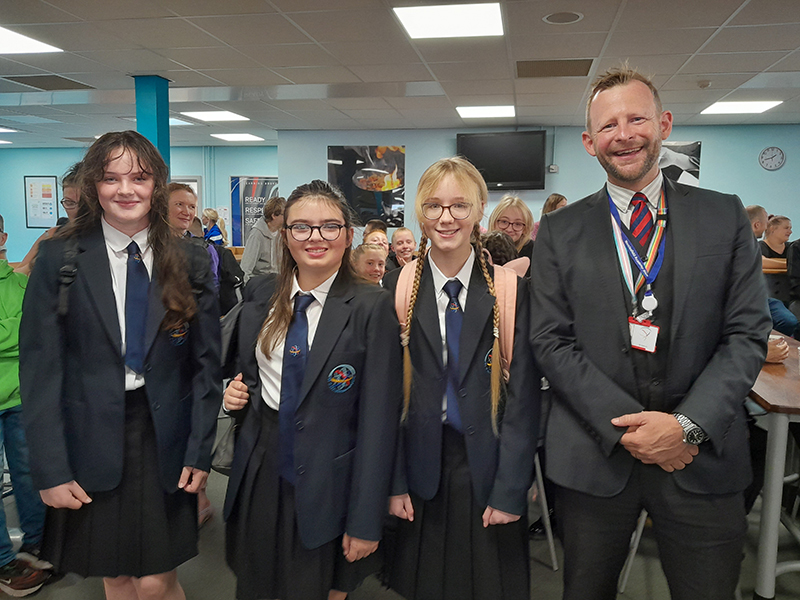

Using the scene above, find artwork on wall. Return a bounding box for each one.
[24,176,58,228]
[327,145,405,227]
[230,176,279,246]
[660,141,701,187]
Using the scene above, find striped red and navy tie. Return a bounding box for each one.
[630,192,653,247]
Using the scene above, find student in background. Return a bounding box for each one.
[202,208,228,246]
[222,180,402,600]
[487,194,534,266]
[20,131,222,600]
[383,157,539,600]
[352,243,387,284]
[385,227,416,272]
[241,196,286,282]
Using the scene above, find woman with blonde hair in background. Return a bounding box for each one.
[202,208,228,246]
[488,195,534,277]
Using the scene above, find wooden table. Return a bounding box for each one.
[749,334,800,599]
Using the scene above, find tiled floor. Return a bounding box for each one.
[12,471,800,600]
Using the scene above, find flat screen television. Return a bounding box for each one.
[457,130,546,190]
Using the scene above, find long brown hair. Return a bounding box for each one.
[402,157,504,434]
[59,130,195,329]
[258,180,356,358]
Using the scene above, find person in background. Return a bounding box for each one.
[0,215,51,597]
[352,243,387,284]
[240,196,286,283]
[363,229,389,255]
[760,215,798,338]
[746,205,768,240]
[203,208,228,246]
[487,195,534,268]
[531,193,567,241]
[530,66,770,600]
[363,219,387,238]
[20,130,222,600]
[385,227,417,271]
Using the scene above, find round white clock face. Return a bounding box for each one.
[759,146,785,171]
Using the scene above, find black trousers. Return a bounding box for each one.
[554,462,747,600]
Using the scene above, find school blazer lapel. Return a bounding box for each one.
[412,260,445,370]
[298,274,354,407]
[77,227,122,354]
[458,262,494,384]
[143,263,166,359]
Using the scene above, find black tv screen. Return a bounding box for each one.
[457,131,546,190]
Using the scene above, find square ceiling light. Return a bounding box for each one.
[701,101,782,114]
[211,133,264,142]
[181,111,249,122]
[0,26,62,54]
[457,105,515,118]
[394,3,503,39]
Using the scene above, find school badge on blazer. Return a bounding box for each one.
[169,323,189,346]
[289,345,301,357]
[328,364,356,393]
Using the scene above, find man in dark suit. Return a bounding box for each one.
[530,66,771,599]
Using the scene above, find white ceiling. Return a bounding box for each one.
[0,0,799,148]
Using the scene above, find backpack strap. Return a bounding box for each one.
[492,264,518,382]
[57,237,79,318]
[394,259,417,346]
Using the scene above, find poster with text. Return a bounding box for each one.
[230,176,279,246]
[660,141,701,186]
[327,145,405,227]
[24,176,58,228]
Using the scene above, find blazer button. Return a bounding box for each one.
[145,364,152,372]
[621,347,628,354]
[295,420,304,431]
[152,402,160,411]
[466,425,476,435]
[296,466,305,476]
[458,389,467,398]
[651,379,661,387]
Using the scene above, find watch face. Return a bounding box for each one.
[759,146,785,171]
[685,426,705,445]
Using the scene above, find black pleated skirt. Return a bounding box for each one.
[225,407,378,600]
[41,388,198,578]
[386,426,530,600]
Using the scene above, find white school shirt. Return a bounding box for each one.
[255,271,337,410]
[428,251,475,418]
[606,170,664,228]
[101,218,153,392]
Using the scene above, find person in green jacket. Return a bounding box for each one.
[0,215,50,597]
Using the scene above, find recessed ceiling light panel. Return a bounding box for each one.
[181,111,249,122]
[0,140,12,144]
[0,128,17,133]
[211,133,264,142]
[394,3,503,39]
[701,101,782,114]
[0,26,62,54]
[456,105,515,118]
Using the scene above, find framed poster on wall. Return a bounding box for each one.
[230,176,279,246]
[24,176,59,228]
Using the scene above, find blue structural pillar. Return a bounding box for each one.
[133,75,170,171]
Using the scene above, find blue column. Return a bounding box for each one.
[133,75,170,172]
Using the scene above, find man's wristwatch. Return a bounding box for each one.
[673,413,708,445]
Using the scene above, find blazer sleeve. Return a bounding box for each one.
[487,274,540,515]
[19,239,74,490]
[182,243,223,472]
[673,197,770,453]
[345,288,403,541]
[530,214,643,457]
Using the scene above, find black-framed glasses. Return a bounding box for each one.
[496,218,525,232]
[286,222,346,241]
[61,199,78,209]
[421,202,472,221]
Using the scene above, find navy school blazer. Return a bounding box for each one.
[383,258,540,516]
[223,272,403,550]
[19,225,222,493]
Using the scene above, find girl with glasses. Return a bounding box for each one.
[383,158,540,600]
[488,195,535,277]
[222,179,402,600]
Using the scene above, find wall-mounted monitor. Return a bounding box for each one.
[456,130,546,190]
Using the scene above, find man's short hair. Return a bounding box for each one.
[263,196,286,220]
[62,162,81,189]
[363,219,387,236]
[745,205,768,224]
[586,64,662,131]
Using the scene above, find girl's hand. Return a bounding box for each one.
[224,373,249,411]
[40,481,92,510]
[389,493,414,521]
[482,506,520,527]
[178,467,209,493]
[342,534,379,563]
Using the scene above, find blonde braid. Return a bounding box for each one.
[473,224,503,436]
[401,232,428,422]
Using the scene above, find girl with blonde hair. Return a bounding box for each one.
[202,208,228,246]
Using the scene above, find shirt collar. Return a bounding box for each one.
[607,171,664,215]
[101,217,150,254]
[290,269,338,309]
[429,249,475,296]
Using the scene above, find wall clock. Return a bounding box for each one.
[759,146,785,171]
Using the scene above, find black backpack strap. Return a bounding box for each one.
[57,237,79,318]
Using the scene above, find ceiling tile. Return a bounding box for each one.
[322,41,420,66]
[383,96,452,110]
[159,0,277,17]
[288,9,406,44]
[440,80,514,97]
[349,63,431,83]
[414,38,509,64]
[729,0,800,26]
[197,68,290,86]
[154,47,261,70]
[188,14,309,45]
[429,60,512,82]
[514,77,590,94]
[509,32,607,60]
[271,66,361,84]
[703,25,800,53]
[0,58,48,77]
[504,0,621,35]
[615,0,743,30]
[75,49,182,73]
[605,29,715,57]
[234,44,340,68]
[2,23,139,52]
[594,55,692,77]
[45,0,172,20]
[682,52,788,74]
[661,73,756,90]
